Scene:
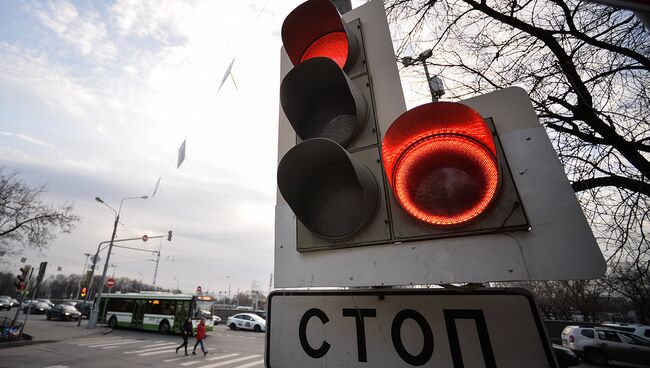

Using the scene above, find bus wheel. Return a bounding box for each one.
[229,323,237,331]
[159,320,170,334]
[108,316,118,329]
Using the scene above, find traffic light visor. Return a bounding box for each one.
[280,57,367,147]
[278,138,379,239]
[281,0,359,70]
[382,102,500,226]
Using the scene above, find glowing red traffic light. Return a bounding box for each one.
[382,102,500,226]
[300,32,348,69]
[282,0,358,71]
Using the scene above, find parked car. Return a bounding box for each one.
[0,297,13,310]
[561,325,650,366]
[212,315,221,324]
[552,344,580,367]
[227,313,266,332]
[22,301,51,314]
[74,301,93,319]
[602,323,650,339]
[0,296,18,309]
[60,300,78,307]
[46,304,81,321]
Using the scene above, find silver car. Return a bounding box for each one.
[562,325,650,366]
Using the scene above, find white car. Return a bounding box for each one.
[227,313,266,332]
[602,323,650,339]
[212,315,221,324]
[561,325,650,366]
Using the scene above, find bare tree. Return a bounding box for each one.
[385,0,649,277]
[602,262,650,324]
[0,168,80,255]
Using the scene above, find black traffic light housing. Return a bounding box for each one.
[15,265,31,292]
[167,231,173,241]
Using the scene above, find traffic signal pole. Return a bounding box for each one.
[87,214,119,329]
[10,267,33,329]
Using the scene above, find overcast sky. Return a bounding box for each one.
[0,0,433,296]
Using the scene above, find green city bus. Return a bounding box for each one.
[98,292,215,334]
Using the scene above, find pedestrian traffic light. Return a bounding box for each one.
[15,265,31,292]
[80,287,88,298]
[167,231,172,241]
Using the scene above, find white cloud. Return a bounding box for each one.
[33,0,117,62]
[0,42,101,123]
[0,131,56,149]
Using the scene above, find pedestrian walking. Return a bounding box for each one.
[192,317,208,356]
[176,317,193,356]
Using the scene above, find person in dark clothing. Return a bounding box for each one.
[176,317,193,356]
[192,318,208,356]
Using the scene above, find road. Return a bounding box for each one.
[1,309,264,368]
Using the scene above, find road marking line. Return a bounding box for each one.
[163,356,193,362]
[204,353,240,362]
[197,355,261,368]
[71,336,124,343]
[123,343,177,354]
[135,341,170,349]
[179,361,202,366]
[87,339,139,347]
[71,337,121,344]
[43,366,69,368]
[233,360,264,368]
[137,348,177,356]
[76,338,124,346]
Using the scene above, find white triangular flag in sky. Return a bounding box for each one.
[218,57,237,93]
[152,176,162,197]
[177,139,186,169]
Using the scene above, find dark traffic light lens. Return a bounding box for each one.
[302,161,367,238]
[300,32,348,69]
[278,138,379,240]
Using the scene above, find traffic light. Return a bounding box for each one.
[278,0,391,251]
[381,101,529,238]
[275,0,604,287]
[167,230,172,241]
[80,287,88,298]
[15,265,31,292]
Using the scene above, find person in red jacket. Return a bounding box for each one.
[192,317,208,356]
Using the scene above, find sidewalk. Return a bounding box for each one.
[1,317,110,349]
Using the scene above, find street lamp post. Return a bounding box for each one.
[173,276,179,292]
[401,49,445,102]
[227,276,231,302]
[88,195,147,329]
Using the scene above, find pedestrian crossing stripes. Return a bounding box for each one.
[179,353,239,366]
[196,355,261,368]
[123,343,178,354]
[56,335,264,368]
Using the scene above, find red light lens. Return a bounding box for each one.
[569,336,574,343]
[382,102,500,226]
[301,32,348,69]
[393,135,498,225]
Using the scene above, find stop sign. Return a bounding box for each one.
[142,235,149,242]
[106,278,115,288]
